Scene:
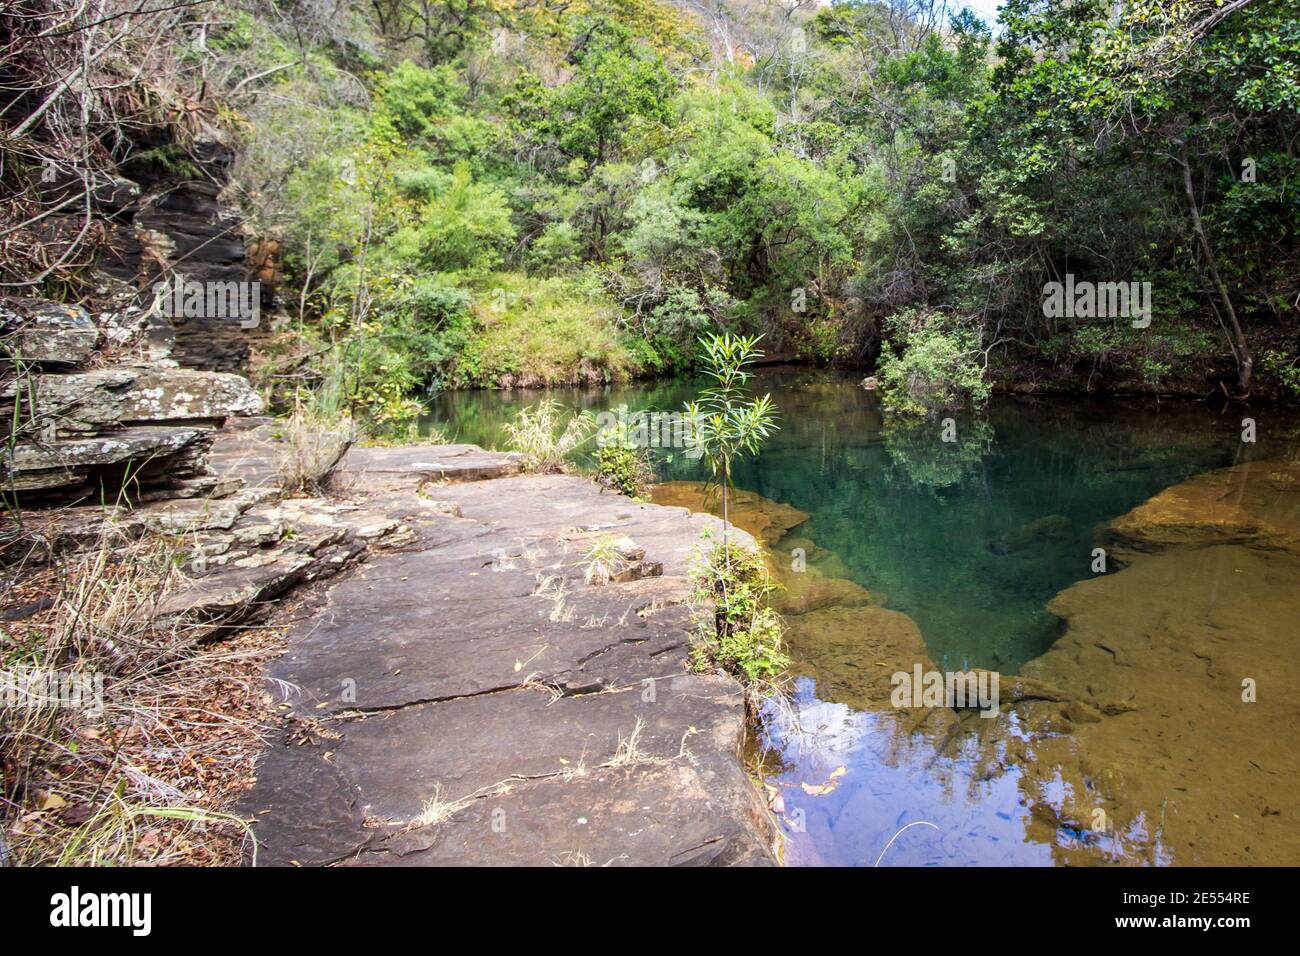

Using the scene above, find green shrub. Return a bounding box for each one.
[462,271,640,387]
[380,162,516,274]
[690,542,789,684]
[1262,349,1300,398]
[596,443,654,499]
[528,221,582,272]
[877,310,990,415]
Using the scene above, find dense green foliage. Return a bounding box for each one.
[596,443,655,498]
[194,0,1297,425]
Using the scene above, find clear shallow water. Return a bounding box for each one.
[426,369,1300,865]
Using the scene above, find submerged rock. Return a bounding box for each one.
[652,480,810,546]
[1007,457,1300,864]
[1105,457,1300,556]
[988,514,1074,554]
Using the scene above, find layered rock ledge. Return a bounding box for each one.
[243,447,777,867]
[1,297,263,496]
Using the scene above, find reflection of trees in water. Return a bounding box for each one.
[762,677,1168,865]
[882,415,995,491]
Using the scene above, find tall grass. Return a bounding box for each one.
[503,400,594,473]
[1,520,260,865]
[274,411,355,495]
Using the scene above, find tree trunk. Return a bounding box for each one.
[721,457,730,562]
[1179,144,1252,394]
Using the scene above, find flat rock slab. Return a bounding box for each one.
[351,755,772,867]
[3,425,214,491]
[206,418,289,493]
[1,299,100,364]
[345,443,522,482]
[3,367,263,432]
[245,468,774,866]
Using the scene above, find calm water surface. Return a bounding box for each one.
[426,369,1300,866]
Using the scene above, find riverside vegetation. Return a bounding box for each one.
[3,0,1299,869]
[509,331,788,690]
[4,0,1297,438]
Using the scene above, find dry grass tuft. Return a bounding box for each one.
[1,516,273,865]
[274,412,354,495]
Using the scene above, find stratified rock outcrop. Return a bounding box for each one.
[32,125,267,374]
[1,296,263,498]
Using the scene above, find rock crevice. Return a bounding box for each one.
[242,452,778,867]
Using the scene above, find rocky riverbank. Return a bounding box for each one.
[242,447,777,866]
[3,299,776,867]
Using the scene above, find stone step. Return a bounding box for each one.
[344,443,522,482]
[0,299,100,365]
[3,425,214,492]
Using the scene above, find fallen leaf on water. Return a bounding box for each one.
[800,766,848,797]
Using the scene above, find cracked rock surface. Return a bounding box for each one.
[243,447,777,867]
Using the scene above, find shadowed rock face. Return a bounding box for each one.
[243,450,776,867]
[4,426,215,492]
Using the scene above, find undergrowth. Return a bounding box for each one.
[595,442,654,499]
[503,400,594,473]
[0,519,262,865]
[689,540,789,687]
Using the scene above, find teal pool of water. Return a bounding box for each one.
[425,368,1278,671]
[427,369,1300,865]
